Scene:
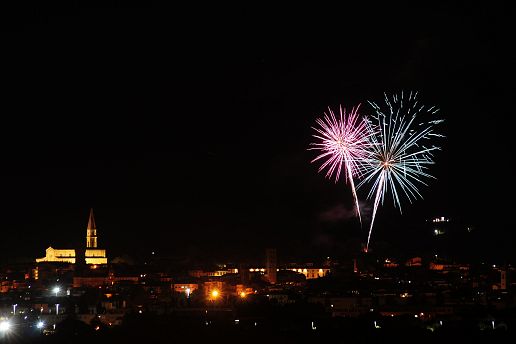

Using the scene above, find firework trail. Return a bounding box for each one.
[357,91,444,251]
[310,104,372,224]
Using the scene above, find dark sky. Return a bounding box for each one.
[1,3,513,263]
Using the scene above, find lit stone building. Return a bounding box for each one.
[35,247,76,264]
[289,267,330,279]
[36,209,108,265]
[84,209,107,264]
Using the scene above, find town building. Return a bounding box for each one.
[36,209,107,265]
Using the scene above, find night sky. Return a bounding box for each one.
[1,3,513,263]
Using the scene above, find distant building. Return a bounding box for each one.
[35,247,76,264]
[289,268,330,279]
[84,209,107,264]
[405,257,422,267]
[429,261,469,272]
[188,268,237,278]
[247,265,330,280]
[309,296,373,317]
[36,209,107,265]
[235,284,254,297]
[239,263,249,285]
[265,248,277,284]
[73,276,111,288]
[204,281,224,299]
[430,216,450,236]
[383,258,399,268]
[73,275,139,288]
[431,216,450,223]
[173,283,199,295]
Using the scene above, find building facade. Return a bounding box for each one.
[36,209,107,265]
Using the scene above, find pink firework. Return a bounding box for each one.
[310,104,371,223]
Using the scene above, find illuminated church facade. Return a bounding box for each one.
[36,209,108,265]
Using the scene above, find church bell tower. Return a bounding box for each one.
[86,208,98,248]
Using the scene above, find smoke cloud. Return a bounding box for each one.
[318,201,372,223]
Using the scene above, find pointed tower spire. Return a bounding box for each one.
[86,208,98,248]
[87,208,96,230]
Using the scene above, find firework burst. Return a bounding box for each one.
[358,91,444,251]
[310,104,372,223]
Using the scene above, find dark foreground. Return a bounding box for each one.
[2,312,516,344]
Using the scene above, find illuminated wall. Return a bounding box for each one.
[36,247,76,264]
[35,210,108,265]
[290,268,330,279]
[85,249,107,264]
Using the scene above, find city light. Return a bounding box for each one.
[434,228,445,236]
[211,290,219,299]
[240,291,246,298]
[53,286,60,297]
[0,321,11,333]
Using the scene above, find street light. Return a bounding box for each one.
[36,321,45,329]
[53,286,60,297]
[211,290,219,300]
[0,321,10,333]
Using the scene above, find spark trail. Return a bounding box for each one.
[358,91,444,251]
[310,104,372,224]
